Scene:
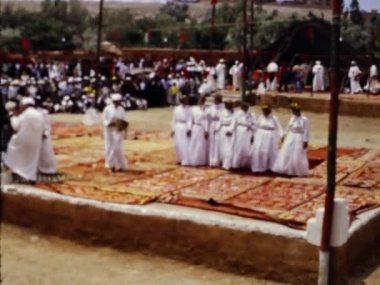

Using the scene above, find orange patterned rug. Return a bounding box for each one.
[35,123,380,229]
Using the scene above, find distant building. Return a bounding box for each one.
[300,0,331,6]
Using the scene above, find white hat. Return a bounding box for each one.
[111,93,122,101]
[5,101,17,111]
[316,60,321,65]
[21,97,35,106]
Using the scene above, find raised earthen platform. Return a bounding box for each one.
[218,91,380,118]
[2,184,380,285]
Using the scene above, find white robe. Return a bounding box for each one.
[229,64,240,91]
[4,107,45,181]
[83,108,98,126]
[272,115,310,177]
[215,63,226,90]
[198,68,217,96]
[266,62,279,91]
[103,104,127,170]
[188,106,209,166]
[312,64,325,92]
[348,66,362,94]
[366,65,379,94]
[172,105,192,165]
[232,110,256,169]
[38,108,57,174]
[251,114,283,173]
[217,110,236,170]
[207,103,225,167]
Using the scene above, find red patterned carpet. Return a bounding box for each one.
[35,124,380,230]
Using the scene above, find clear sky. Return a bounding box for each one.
[344,0,380,11]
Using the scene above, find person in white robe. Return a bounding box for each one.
[365,64,379,94]
[82,103,98,127]
[171,96,192,166]
[232,102,256,169]
[215,59,226,90]
[251,105,283,173]
[266,61,279,91]
[207,95,225,167]
[38,106,57,174]
[103,93,128,171]
[272,103,310,177]
[229,61,241,91]
[312,60,325,92]
[198,67,217,96]
[4,97,45,182]
[217,101,236,170]
[348,61,363,94]
[188,97,209,166]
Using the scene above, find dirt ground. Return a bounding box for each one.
[1,107,380,285]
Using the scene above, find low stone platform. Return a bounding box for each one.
[2,185,380,285]
[213,91,380,118]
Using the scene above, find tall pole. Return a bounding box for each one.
[95,0,104,108]
[249,0,255,103]
[319,0,342,284]
[211,1,216,51]
[242,0,248,101]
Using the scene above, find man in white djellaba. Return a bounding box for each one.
[266,61,279,91]
[171,96,192,166]
[4,97,45,183]
[188,97,209,166]
[215,59,226,90]
[365,64,379,94]
[207,95,225,167]
[272,103,310,177]
[103,93,128,172]
[232,102,256,169]
[37,103,58,175]
[312,60,325,92]
[229,61,241,91]
[251,105,283,173]
[348,61,363,94]
[198,67,217,96]
[217,101,236,170]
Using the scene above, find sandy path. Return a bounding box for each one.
[0,224,286,285]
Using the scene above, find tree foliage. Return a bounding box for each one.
[0,0,373,58]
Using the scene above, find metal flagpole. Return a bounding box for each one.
[319,0,342,284]
[95,0,105,109]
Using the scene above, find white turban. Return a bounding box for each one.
[21,97,35,106]
[111,93,122,101]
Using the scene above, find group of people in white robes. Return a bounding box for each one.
[4,97,57,183]
[172,95,310,177]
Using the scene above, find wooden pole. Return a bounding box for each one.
[211,2,216,51]
[242,0,248,101]
[95,0,104,109]
[249,0,255,103]
[319,0,342,284]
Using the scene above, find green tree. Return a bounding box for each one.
[349,0,363,26]
[159,2,189,22]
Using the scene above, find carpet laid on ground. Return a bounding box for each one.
[33,123,380,230]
